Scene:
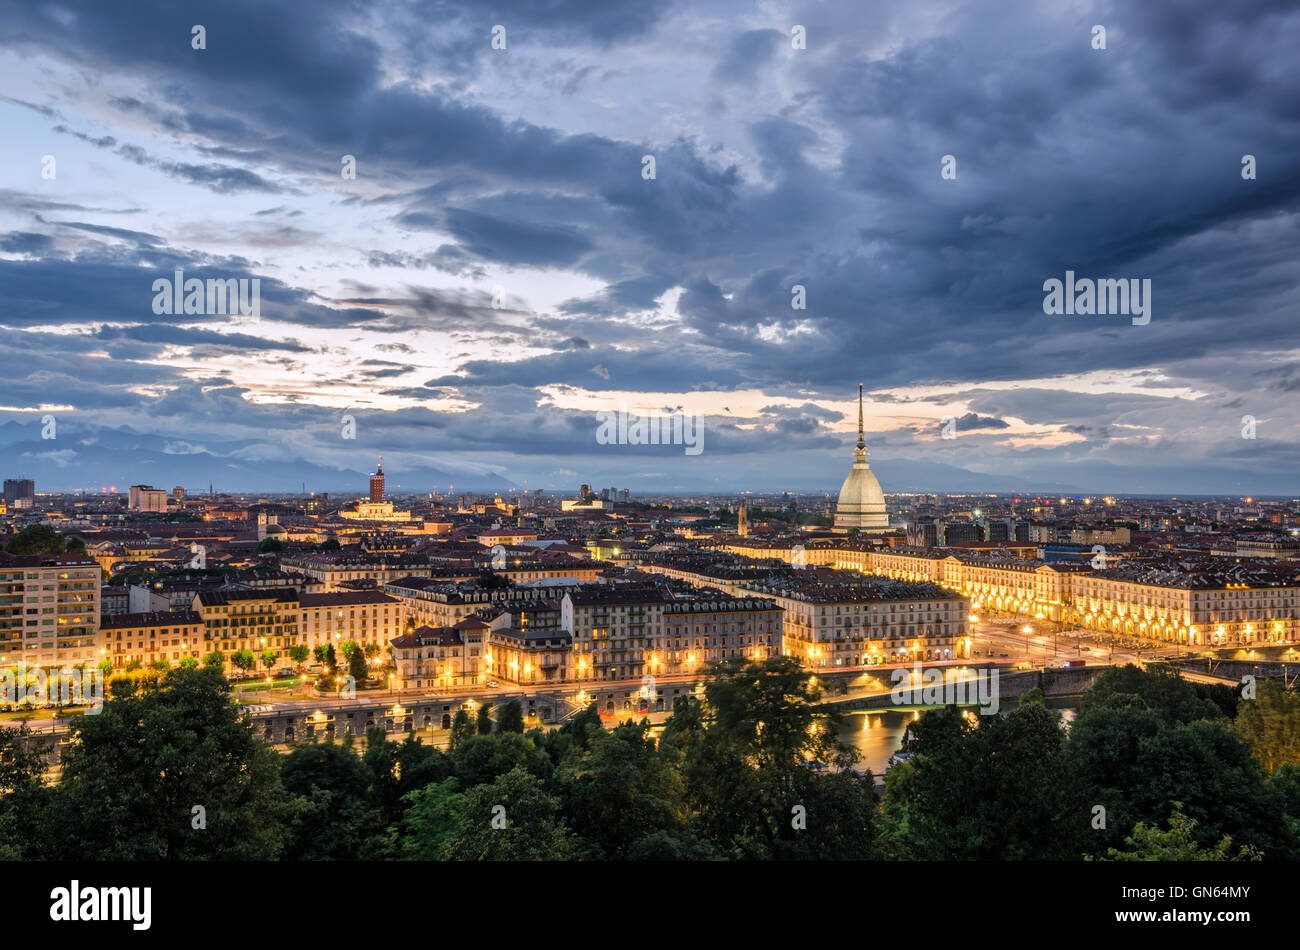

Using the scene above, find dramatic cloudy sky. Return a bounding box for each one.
[1,0,1298,495]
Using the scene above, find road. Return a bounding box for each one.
[969,619,1186,668]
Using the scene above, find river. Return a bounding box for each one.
[836,698,1080,776]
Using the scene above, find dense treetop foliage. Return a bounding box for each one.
[2,661,1297,860]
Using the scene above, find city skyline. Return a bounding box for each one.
[1,0,1298,495]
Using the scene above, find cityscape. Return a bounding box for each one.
[0,0,1294,927]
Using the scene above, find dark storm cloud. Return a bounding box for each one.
[399,207,596,267]
[0,235,393,330]
[55,120,286,194]
[427,346,749,391]
[0,231,54,254]
[713,29,784,84]
[945,413,1009,433]
[2,0,1298,490]
[94,324,311,352]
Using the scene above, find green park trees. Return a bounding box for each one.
[1,656,1297,862]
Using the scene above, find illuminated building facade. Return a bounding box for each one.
[0,554,100,669]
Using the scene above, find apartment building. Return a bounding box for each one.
[192,589,299,670]
[737,542,1300,648]
[742,575,968,667]
[1067,562,1300,646]
[0,553,100,669]
[99,610,203,669]
[279,552,434,591]
[561,587,671,682]
[390,616,488,688]
[299,590,402,654]
[384,575,574,629]
[659,592,783,674]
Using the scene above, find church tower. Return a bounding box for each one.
[737,499,749,538]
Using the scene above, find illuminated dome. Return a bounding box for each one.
[834,384,889,533]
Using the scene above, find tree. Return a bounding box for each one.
[878,697,1088,860]
[438,767,576,860]
[313,644,334,669]
[148,659,170,672]
[39,668,285,859]
[449,709,475,750]
[558,720,689,859]
[280,739,381,860]
[0,726,50,860]
[287,645,310,667]
[201,651,225,669]
[260,649,280,671]
[1081,664,1223,725]
[364,642,382,662]
[1101,804,1262,861]
[1235,679,1300,775]
[348,647,368,684]
[340,640,360,661]
[229,650,255,675]
[659,656,868,858]
[3,525,67,555]
[363,730,451,830]
[65,536,86,553]
[449,733,552,789]
[496,699,525,733]
[320,538,340,551]
[1070,705,1296,859]
[256,538,283,553]
[384,778,463,859]
[476,702,494,735]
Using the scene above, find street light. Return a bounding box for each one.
[1022,625,1032,663]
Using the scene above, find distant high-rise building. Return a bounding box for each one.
[3,478,34,505]
[173,486,186,500]
[128,484,168,512]
[983,519,1012,543]
[907,519,939,547]
[941,521,982,544]
[620,489,629,502]
[370,458,385,503]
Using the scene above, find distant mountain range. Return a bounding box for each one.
[0,422,509,495]
[0,420,1285,497]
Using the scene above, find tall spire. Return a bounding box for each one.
[855,381,867,456]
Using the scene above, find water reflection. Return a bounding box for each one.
[836,700,1078,776]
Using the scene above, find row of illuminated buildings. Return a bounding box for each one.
[0,545,967,687]
[717,540,1300,648]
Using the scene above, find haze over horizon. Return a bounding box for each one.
[2,0,1298,496]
